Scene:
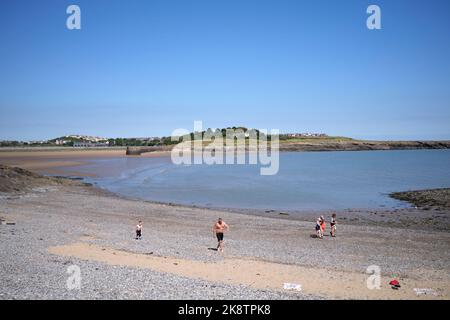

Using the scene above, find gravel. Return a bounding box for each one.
[1,184,449,300]
[0,186,322,300]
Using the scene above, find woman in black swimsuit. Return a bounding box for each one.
[330,213,337,237]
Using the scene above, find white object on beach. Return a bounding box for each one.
[413,288,437,296]
[283,283,302,291]
[0,220,15,225]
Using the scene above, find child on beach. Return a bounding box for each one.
[315,217,323,239]
[135,221,143,240]
[330,213,337,237]
[320,215,326,235]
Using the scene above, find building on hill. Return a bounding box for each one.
[73,142,109,147]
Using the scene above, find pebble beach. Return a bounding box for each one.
[1,168,449,299]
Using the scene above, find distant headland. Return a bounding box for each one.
[1,129,449,155]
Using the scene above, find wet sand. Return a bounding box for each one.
[0,148,169,177]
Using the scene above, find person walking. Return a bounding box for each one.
[315,217,323,239]
[212,218,229,252]
[136,220,143,240]
[330,213,337,237]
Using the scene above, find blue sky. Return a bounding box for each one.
[1,0,449,141]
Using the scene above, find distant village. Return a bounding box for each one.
[281,132,328,139]
[0,132,328,147]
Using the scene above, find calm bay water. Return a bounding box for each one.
[75,150,450,211]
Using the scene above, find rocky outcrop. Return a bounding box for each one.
[126,145,173,155]
[126,140,450,155]
[0,165,83,194]
[278,140,450,152]
[390,188,450,210]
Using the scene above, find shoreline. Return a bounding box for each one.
[1,165,449,299]
[1,149,449,231]
[1,172,449,299]
[82,184,450,232]
[2,137,450,156]
[124,140,450,155]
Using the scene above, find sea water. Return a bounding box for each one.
[73,150,450,211]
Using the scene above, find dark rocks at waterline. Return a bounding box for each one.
[390,188,450,210]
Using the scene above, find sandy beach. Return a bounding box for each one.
[0,150,449,300]
[0,148,170,177]
[2,0,450,306]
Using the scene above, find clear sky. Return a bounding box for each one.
[1,0,449,141]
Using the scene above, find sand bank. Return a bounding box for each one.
[49,242,449,299]
[0,148,169,176]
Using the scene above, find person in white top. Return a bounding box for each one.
[315,217,323,239]
[136,221,143,240]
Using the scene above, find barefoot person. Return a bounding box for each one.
[315,217,323,239]
[135,220,143,240]
[330,213,337,237]
[213,218,229,252]
[320,215,326,236]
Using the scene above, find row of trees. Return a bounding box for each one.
[0,141,55,147]
[1,128,281,148]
